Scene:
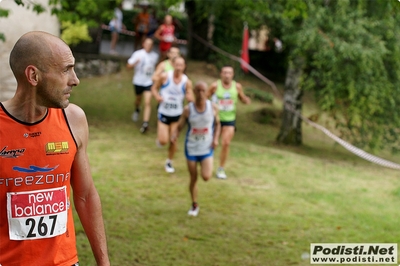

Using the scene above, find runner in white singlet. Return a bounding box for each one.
[172,81,220,217]
[127,38,159,133]
[151,56,194,173]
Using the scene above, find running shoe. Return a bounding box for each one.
[216,167,227,179]
[188,205,200,217]
[131,111,139,122]
[165,160,175,173]
[156,139,163,148]
[140,122,148,133]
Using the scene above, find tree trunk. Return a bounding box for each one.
[276,57,305,145]
[185,0,211,60]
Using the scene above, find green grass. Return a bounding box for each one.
[70,62,400,266]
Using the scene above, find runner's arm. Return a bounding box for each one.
[171,105,189,143]
[65,104,110,266]
[211,103,220,148]
[237,82,251,104]
[207,82,217,99]
[126,53,140,69]
[154,24,164,41]
[151,72,166,103]
[185,79,194,103]
[152,61,165,82]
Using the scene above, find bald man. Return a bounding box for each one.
[0,31,110,265]
[172,81,220,217]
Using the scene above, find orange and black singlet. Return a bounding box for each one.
[0,103,79,266]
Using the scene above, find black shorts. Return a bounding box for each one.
[220,120,236,127]
[221,120,237,132]
[134,84,152,95]
[158,113,180,125]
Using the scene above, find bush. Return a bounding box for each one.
[245,87,274,103]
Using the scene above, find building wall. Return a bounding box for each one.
[0,0,59,101]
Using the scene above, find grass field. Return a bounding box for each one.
[70,61,400,266]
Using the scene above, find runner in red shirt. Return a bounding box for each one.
[154,14,176,62]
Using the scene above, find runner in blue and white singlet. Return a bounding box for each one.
[157,70,188,118]
[172,81,220,217]
[151,56,194,174]
[185,100,214,161]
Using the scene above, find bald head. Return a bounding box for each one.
[194,80,208,102]
[9,31,68,80]
[194,81,207,91]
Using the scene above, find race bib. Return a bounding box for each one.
[138,23,147,33]
[7,186,68,240]
[190,127,209,141]
[163,97,179,110]
[145,65,154,77]
[218,99,234,111]
[164,34,174,43]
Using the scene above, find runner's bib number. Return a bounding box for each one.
[7,186,68,240]
[163,99,178,110]
[218,99,234,111]
[145,66,154,77]
[138,23,147,33]
[190,127,209,142]
[163,34,174,43]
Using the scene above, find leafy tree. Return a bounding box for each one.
[274,0,400,151]
[185,0,400,152]
[1,0,117,44]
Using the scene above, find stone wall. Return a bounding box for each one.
[74,54,122,78]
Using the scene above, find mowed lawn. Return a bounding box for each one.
[70,61,400,266]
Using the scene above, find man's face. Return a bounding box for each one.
[194,84,207,101]
[173,57,185,73]
[143,39,153,52]
[37,41,80,109]
[167,47,180,60]
[220,67,234,83]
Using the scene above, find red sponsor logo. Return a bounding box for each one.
[10,188,67,218]
[192,128,208,134]
[219,99,233,105]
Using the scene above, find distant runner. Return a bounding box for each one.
[127,38,159,133]
[152,46,180,80]
[154,14,176,63]
[172,81,220,216]
[207,66,251,179]
[151,56,194,173]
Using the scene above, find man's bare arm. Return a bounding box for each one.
[236,82,251,104]
[207,82,218,99]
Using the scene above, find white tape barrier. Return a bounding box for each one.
[190,32,400,170]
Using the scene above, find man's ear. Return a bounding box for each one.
[25,65,40,86]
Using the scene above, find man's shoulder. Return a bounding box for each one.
[150,51,159,58]
[64,104,85,121]
[210,80,218,88]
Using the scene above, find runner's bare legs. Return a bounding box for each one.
[219,126,235,168]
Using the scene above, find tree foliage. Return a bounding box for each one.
[2,0,118,44]
[285,0,400,151]
[186,0,400,151]
[4,0,399,151]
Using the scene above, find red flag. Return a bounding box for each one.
[241,24,249,73]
